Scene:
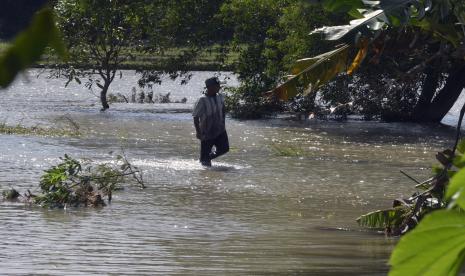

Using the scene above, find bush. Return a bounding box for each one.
[225,83,282,119]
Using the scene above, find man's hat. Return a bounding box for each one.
[205,77,220,88]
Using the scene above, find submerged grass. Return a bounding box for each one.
[270,143,306,157]
[0,123,80,137]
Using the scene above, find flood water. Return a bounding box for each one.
[0,70,460,275]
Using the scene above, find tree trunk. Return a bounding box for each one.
[412,64,465,123]
[424,65,465,122]
[411,65,440,121]
[100,81,110,111]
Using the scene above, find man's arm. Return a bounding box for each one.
[223,105,226,124]
[194,116,201,139]
[222,95,226,124]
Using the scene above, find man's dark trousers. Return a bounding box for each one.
[200,131,229,163]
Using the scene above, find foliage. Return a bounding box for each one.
[388,141,465,275]
[0,7,66,88]
[357,139,465,274]
[389,210,465,276]
[356,144,460,235]
[264,0,465,122]
[2,188,20,200]
[270,143,305,157]
[0,122,80,137]
[356,207,409,231]
[2,154,145,208]
[225,83,282,119]
[51,0,228,110]
[52,0,152,110]
[271,45,350,101]
[219,0,339,119]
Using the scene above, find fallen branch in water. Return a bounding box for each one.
[2,153,145,208]
[357,144,461,236]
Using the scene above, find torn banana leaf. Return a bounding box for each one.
[357,207,408,229]
[271,44,350,101]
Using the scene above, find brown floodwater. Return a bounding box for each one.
[0,70,458,275]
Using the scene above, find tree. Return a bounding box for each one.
[219,0,340,118]
[271,0,465,122]
[53,0,164,110]
[136,0,229,88]
[53,0,229,110]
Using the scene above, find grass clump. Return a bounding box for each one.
[270,143,305,157]
[0,123,80,137]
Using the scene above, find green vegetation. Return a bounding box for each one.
[270,143,305,157]
[2,188,20,200]
[356,138,465,274]
[356,147,450,235]
[50,0,230,110]
[0,42,10,54]
[0,7,66,88]
[267,0,465,122]
[40,45,238,71]
[2,154,144,208]
[388,146,465,275]
[220,0,338,119]
[0,122,79,137]
[390,210,465,276]
[52,0,157,110]
[2,1,465,273]
[1,40,238,70]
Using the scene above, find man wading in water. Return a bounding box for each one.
[193,77,229,167]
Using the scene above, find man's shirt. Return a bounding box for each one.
[193,94,226,141]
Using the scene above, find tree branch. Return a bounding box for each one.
[453,101,465,154]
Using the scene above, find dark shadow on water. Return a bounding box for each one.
[207,165,238,172]
[315,226,387,236]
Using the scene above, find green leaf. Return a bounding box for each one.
[357,207,407,229]
[432,165,443,175]
[453,155,465,169]
[446,168,465,209]
[457,140,465,154]
[389,210,465,276]
[271,45,349,100]
[0,8,67,88]
[311,10,387,41]
[348,8,365,19]
[322,0,364,13]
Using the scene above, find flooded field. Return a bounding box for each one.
[0,70,458,275]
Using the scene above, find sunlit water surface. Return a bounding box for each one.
[0,70,461,275]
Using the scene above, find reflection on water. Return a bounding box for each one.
[0,70,459,275]
[131,158,249,171]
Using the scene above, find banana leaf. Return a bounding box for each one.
[356,207,408,229]
[312,0,429,41]
[290,57,320,75]
[347,38,369,74]
[270,44,350,101]
[311,9,387,41]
